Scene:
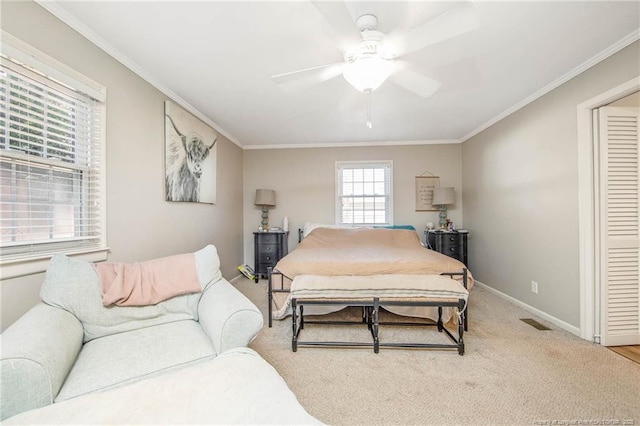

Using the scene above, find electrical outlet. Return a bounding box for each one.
[531,281,539,294]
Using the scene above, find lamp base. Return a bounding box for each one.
[260,206,269,231]
[438,206,448,229]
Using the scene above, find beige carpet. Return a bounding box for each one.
[233,277,640,425]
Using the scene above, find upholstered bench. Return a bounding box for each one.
[290,272,469,355]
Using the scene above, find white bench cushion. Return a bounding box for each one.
[291,274,469,300]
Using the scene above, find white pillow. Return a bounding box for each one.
[302,222,380,238]
[302,222,356,238]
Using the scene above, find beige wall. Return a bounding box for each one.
[242,144,463,265]
[0,1,244,330]
[610,91,640,107]
[462,42,640,328]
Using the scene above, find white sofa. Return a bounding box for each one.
[0,245,317,424]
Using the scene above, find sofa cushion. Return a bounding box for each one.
[40,245,222,343]
[56,319,216,402]
[7,348,320,425]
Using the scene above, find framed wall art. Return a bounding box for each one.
[165,100,217,204]
[415,176,440,211]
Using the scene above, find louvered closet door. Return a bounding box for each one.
[599,106,640,346]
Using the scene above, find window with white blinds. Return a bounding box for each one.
[0,50,105,262]
[335,161,393,226]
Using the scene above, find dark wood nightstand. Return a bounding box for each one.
[425,230,468,265]
[253,231,288,283]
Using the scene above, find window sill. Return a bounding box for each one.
[0,247,110,280]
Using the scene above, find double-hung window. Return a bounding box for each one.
[0,34,107,277]
[335,160,393,226]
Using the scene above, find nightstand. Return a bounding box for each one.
[425,229,468,265]
[253,231,288,283]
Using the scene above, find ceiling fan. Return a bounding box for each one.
[271,1,479,101]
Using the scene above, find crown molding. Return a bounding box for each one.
[460,28,640,143]
[35,0,244,149]
[243,139,460,150]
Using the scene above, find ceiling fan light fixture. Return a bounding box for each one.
[343,55,394,93]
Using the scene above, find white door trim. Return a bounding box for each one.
[577,76,640,342]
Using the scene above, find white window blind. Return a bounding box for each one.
[336,161,393,226]
[0,55,104,260]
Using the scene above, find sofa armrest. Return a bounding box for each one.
[197,279,263,354]
[1,303,83,421]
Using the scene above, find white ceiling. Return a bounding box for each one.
[42,1,639,149]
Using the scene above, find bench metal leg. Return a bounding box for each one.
[268,269,273,328]
[373,298,380,353]
[463,268,469,331]
[463,307,468,332]
[292,298,298,352]
[458,298,465,356]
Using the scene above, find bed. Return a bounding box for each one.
[268,225,474,326]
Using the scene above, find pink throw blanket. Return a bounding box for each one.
[94,253,201,306]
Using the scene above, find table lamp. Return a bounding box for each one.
[432,187,455,229]
[254,189,276,231]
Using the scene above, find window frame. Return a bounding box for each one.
[335,160,393,226]
[0,32,108,279]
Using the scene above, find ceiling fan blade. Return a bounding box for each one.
[387,1,478,57]
[311,0,362,50]
[272,63,344,91]
[389,68,442,98]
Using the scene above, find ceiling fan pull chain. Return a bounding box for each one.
[366,90,373,129]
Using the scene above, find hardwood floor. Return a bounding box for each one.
[609,345,640,364]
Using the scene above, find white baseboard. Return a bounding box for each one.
[474,280,581,337]
[228,274,244,283]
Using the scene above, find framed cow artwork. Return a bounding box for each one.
[164,100,217,204]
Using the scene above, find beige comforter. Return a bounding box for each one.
[271,227,473,321]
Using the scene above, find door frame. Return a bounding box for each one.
[578,76,640,342]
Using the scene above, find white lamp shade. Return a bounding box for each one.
[343,56,394,93]
[254,189,276,206]
[432,187,455,206]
